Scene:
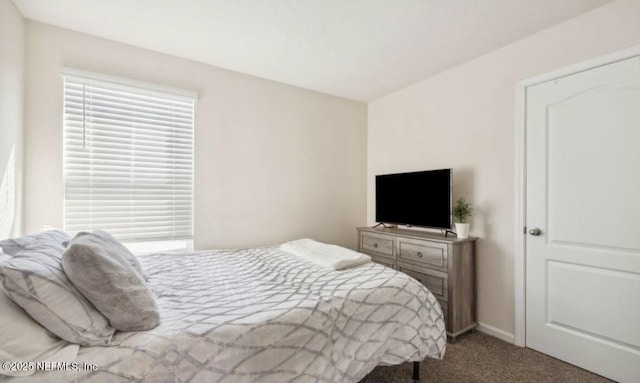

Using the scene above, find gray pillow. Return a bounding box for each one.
[94,230,147,280]
[63,233,160,331]
[0,230,70,256]
[0,235,116,346]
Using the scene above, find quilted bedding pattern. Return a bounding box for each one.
[7,246,446,383]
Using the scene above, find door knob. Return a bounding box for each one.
[528,227,542,236]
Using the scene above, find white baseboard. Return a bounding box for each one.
[476,322,515,344]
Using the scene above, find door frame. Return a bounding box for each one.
[513,44,640,347]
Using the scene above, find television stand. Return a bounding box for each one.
[372,222,392,229]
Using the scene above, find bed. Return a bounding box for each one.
[1,242,446,382]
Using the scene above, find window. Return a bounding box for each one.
[62,70,195,251]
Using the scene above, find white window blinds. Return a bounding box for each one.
[63,72,195,243]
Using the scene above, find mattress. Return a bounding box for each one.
[6,246,446,382]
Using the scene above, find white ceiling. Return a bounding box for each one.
[13,0,611,101]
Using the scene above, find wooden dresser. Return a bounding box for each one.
[356,227,477,342]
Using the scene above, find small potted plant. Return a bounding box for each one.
[453,198,473,239]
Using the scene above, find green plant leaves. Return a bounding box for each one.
[453,198,473,223]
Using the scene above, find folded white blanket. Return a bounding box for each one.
[280,238,371,270]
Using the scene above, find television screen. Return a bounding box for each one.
[375,168,452,229]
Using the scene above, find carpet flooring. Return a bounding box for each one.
[360,332,614,383]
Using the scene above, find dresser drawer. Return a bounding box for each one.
[370,255,395,269]
[360,232,394,258]
[397,238,448,271]
[398,264,448,301]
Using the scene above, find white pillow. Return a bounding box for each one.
[0,229,70,256]
[0,233,40,256]
[0,254,79,377]
[0,236,116,346]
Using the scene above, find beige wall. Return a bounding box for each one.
[0,0,25,238]
[367,0,640,338]
[24,22,367,250]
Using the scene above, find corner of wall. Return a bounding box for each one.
[0,0,26,238]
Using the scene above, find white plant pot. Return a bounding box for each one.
[455,223,470,239]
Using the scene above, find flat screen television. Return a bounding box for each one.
[375,168,452,229]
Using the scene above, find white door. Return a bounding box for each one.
[525,55,640,383]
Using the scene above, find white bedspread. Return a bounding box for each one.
[5,246,446,383]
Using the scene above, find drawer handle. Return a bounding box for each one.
[373,243,378,248]
[417,252,423,258]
